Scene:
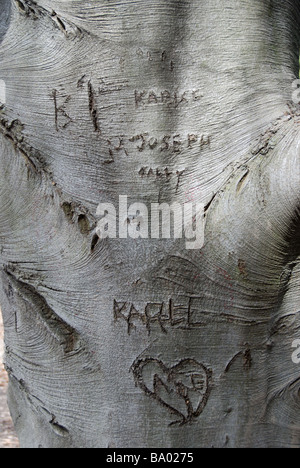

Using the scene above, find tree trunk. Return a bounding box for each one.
[0,0,300,448]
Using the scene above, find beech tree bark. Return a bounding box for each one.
[0,0,300,448]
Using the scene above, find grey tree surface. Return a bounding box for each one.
[0,0,300,448]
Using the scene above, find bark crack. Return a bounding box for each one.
[224,347,252,373]
[204,105,299,216]
[0,116,46,173]
[251,109,294,157]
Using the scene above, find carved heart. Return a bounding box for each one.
[132,358,212,426]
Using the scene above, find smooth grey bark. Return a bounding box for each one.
[0,0,300,448]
